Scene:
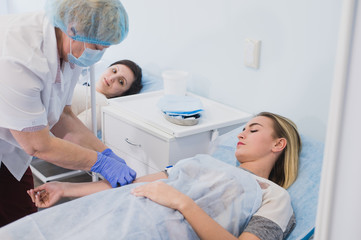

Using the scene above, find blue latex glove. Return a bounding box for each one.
[91,151,137,187]
[102,148,126,164]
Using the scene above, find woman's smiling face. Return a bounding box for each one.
[96,64,135,98]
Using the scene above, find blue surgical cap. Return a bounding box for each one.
[45,0,129,46]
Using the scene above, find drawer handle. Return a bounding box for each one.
[125,138,141,147]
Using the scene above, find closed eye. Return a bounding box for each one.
[247,122,263,133]
[242,127,258,133]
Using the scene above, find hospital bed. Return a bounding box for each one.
[1,124,323,240]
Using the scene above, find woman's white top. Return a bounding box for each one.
[244,175,295,239]
[0,12,82,180]
[71,84,108,131]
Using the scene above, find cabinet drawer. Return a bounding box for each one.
[103,113,170,170]
[109,146,159,177]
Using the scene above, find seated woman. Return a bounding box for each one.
[71,59,143,131]
[27,112,301,240]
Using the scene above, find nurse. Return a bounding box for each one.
[0,0,135,226]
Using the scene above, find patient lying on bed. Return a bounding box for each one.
[71,59,143,131]
[14,112,301,240]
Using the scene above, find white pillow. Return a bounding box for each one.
[140,70,163,93]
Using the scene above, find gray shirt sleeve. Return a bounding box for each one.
[243,213,296,240]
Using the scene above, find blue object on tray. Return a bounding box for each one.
[157,95,203,115]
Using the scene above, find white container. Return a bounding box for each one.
[162,70,189,96]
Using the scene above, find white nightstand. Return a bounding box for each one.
[101,91,251,177]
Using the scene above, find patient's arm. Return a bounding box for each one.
[28,180,112,208]
[238,232,260,240]
[131,182,260,240]
[133,171,168,183]
[28,172,168,208]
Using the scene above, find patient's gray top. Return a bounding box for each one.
[244,174,296,239]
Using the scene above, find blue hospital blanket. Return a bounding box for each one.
[0,154,262,240]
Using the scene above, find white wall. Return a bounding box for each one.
[4,0,45,13]
[3,0,343,141]
[108,0,342,142]
[0,0,8,15]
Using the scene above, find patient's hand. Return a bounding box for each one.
[132,171,168,184]
[131,181,190,211]
[27,182,64,208]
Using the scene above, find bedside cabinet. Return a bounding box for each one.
[101,91,251,177]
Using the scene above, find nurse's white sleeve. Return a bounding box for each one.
[0,59,47,131]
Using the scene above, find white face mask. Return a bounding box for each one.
[68,40,105,67]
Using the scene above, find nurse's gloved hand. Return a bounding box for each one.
[101,148,126,164]
[91,151,137,188]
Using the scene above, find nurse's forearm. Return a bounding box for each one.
[51,106,107,152]
[11,127,97,171]
[37,136,97,170]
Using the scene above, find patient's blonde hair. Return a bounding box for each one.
[257,112,301,189]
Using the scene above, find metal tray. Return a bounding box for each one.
[163,113,200,126]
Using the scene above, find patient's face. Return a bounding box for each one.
[96,64,135,98]
[235,116,277,164]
